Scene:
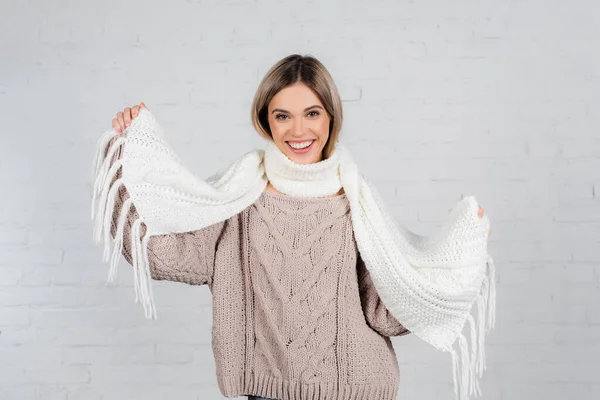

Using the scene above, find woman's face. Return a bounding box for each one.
[267,82,331,164]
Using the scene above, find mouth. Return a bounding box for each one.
[286,140,315,154]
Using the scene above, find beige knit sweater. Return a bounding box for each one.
[107,137,410,400]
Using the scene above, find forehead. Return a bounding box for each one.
[269,83,323,110]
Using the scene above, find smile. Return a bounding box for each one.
[286,140,315,154]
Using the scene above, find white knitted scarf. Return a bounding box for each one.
[91,108,496,400]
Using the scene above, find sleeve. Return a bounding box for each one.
[105,135,226,286]
[357,252,411,337]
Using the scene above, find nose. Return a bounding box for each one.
[290,118,304,137]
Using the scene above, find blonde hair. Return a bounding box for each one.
[251,54,343,160]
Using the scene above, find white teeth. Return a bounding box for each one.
[288,140,314,149]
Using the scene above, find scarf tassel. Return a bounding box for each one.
[91,129,158,320]
[449,254,496,400]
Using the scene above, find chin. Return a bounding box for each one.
[289,148,323,164]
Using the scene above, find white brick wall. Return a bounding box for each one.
[1,0,598,399]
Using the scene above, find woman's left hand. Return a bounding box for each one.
[478,205,492,237]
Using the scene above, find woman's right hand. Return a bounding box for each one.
[112,102,147,134]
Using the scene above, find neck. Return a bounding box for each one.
[263,140,343,198]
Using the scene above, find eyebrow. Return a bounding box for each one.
[271,105,323,114]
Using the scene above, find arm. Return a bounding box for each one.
[357,252,410,337]
[105,136,226,286]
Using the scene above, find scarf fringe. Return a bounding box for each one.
[449,254,496,400]
[91,129,158,320]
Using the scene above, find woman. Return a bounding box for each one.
[99,54,491,400]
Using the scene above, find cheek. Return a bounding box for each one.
[273,130,288,145]
[316,118,330,138]
[268,120,283,140]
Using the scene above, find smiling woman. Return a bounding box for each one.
[268,88,329,160]
[251,55,343,165]
[251,55,346,197]
[94,54,494,400]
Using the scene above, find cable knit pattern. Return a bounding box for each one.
[106,137,409,399]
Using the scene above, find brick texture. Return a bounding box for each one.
[0,0,598,399]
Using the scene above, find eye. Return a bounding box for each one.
[307,110,320,117]
[275,113,288,120]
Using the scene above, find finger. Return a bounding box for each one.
[112,118,121,134]
[116,111,125,131]
[132,105,140,118]
[123,107,132,127]
[478,206,484,218]
[140,101,147,109]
